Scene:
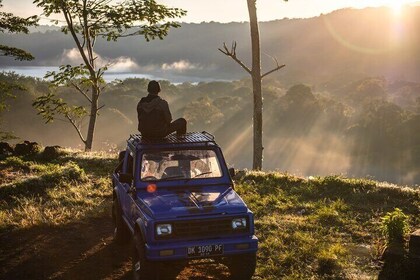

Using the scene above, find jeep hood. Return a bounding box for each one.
[137,185,247,219]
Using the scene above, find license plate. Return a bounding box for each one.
[187,244,224,258]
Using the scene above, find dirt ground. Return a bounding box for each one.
[0,203,231,280]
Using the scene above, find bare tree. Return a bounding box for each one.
[219,0,286,170]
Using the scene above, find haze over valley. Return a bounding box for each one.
[1,6,419,185]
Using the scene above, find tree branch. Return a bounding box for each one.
[65,113,86,144]
[261,54,286,79]
[70,81,92,103]
[61,2,95,77]
[0,45,35,61]
[261,64,286,79]
[79,16,86,48]
[218,41,252,75]
[90,0,111,11]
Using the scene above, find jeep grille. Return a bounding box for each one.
[156,217,249,240]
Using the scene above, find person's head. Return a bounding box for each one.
[147,80,161,95]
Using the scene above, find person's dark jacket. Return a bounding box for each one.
[137,94,172,137]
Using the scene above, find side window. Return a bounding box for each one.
[115,151,126,174]
[124,152,134,175]
[128,154,134,175]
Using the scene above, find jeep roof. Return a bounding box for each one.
[127,131,218,151]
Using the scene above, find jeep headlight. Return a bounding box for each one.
[232,218,247,229]
[156,224,172,236]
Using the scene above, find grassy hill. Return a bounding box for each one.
[0,149,418,279]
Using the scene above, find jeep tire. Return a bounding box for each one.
[226,253,257,280]
[132,231,157,280]
[112,197,130,244]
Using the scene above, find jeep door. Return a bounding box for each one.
[118,149,135,221]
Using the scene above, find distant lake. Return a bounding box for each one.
[0,66,224,84]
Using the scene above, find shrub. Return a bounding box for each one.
[14,141,41,156]
[0,142,14,157]
[41,145,64,160]
[61,161,88,182]
[380,208,409,244]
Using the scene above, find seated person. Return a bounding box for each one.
[137,80,187,138]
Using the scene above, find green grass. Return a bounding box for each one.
[0,153,419,279]
[0,150,115,229]
[235,172,419,279]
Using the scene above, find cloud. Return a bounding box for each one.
[107,57,139,73]
[61,48,84,64]
[60,48,140,72]
[60,50,202,75]
[161,60,199,72]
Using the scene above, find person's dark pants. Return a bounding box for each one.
[140,118,187,139]
[167,118,187,136]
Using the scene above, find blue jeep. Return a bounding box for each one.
[112,132,258,279]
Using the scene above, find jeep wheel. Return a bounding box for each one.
[132,231,157,280]
[112,197,130,244]
[226,253,257,280]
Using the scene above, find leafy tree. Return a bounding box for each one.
[0,0,38,139]
[275,84,321,134]
[219,0,287,170]
[184,97,223,131]
[0,74,26,140]
[343,78,388,105]
[284,84,316,103]
[0,0,38,61]
[347,100,408,182]
[32,0,186,151]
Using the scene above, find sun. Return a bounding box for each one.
[377,0,416,16]
[387,1,404,15]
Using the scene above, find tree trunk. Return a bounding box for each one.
[247,0,263,170]
[85,85,98,151]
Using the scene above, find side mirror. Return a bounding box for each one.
[228,168,235,178]
[120,173,133,184]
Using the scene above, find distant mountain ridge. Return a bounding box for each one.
[1,6,419,84]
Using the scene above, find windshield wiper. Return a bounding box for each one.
[163,175,186,180]
[185,171,213,183]
[194,171,213,178]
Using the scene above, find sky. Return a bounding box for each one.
[2,0,420,24]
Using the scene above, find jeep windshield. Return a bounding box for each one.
[140,149,223,181]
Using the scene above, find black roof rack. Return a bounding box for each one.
[128,131,216,149]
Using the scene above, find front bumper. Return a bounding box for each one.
[145,235,258,261]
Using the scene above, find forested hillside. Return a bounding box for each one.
[0,6,419,83]
[1,73,419,185]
